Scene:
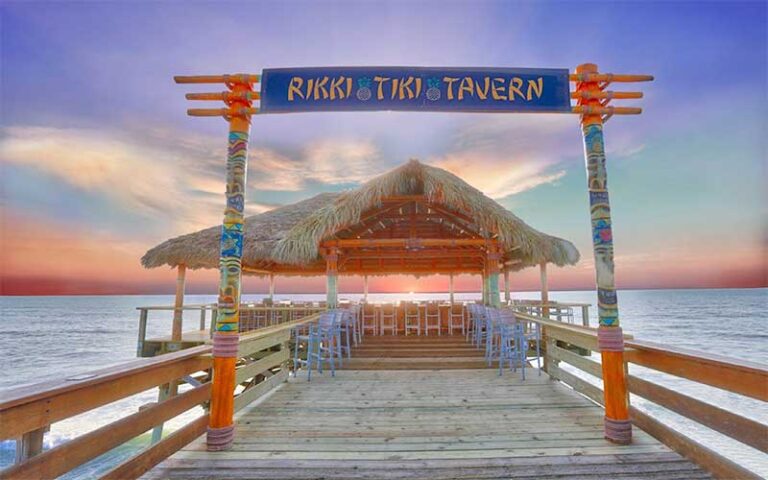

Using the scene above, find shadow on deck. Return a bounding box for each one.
[145,336,710,480]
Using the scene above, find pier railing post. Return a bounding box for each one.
[208,79,254,451]
[577,63,631,444]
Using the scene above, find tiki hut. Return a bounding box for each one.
[142,159,579,305]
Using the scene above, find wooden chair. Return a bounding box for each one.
[448,302,465,335]
[424,302,441,336]
[404,302,421,335]
[379,303,397,335]
[361,302,377,336]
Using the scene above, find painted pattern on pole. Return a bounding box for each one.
[215,130,249,335]
[583,123,619,328]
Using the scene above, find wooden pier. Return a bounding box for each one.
[145,366,710,479]
[2,309,765,480]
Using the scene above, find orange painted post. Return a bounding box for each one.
[208,79,254,451]
[576,63,631,444]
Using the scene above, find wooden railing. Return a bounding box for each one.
[0,313,321,480]
[511,300,591,326]
[517,311,768,480]
[136,304,325,357]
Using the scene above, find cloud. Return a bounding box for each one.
[428,116,577,198]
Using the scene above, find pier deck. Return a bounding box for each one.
[146,365,710,479]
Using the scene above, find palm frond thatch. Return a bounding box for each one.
[142,159,579,273]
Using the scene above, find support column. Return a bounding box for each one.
[577,62,631,444]
[268,274,275,302]
[481,273,489,305]
[208,80,253,451]
[172,264,186,342]
[539,262,549,318]
[504,268,511,304]
[448,273,455,304]
[325,248,339,308]
[486,247,501,308]
[363,275,369,302]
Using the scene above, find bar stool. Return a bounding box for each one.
[309,312,340,379]
[424,302,441,335]
[448,302,465,335]
[379,303,397,335]
[404,302,421,335]
[337,309,354,359]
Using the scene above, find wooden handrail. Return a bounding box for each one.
[0,346,212,440]
[625,339,768,402]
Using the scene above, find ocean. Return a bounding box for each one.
[1,288,766,478]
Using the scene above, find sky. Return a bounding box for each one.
[1,0,766,295]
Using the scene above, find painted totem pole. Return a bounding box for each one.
[207,79,255,451]
[576,63,631,444]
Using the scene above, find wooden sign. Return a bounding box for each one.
[259,67,571,113]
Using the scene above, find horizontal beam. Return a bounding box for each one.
[323,238,496,248]
[571,106,641,115]
[569,73,654,83]
[570,91,643,99]
[186,91,261,101]
[174,74,260,84]
[187,107,259,117]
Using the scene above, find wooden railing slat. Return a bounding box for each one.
[550,345,603,378]
[625,341,768,401]
[2,384,210,480]
[99,415,209,480]
[628,375,768,453]
[235,349,290,383]
[237,330,290,357]
[0,355,211,440]
[234,369,289,413]
[630,406,761,480]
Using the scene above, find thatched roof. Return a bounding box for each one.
[142,159,579,274]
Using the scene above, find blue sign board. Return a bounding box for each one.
[259,67,571,113]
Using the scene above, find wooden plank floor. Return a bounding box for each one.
[146,362,710,479]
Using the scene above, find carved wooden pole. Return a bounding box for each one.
[208,80,253,451]
[577,63,631,444]
[325,248,339,308]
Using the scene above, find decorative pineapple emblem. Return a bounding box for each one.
[356,77,372,101]
[426,78,441,101]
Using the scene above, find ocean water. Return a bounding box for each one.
[0,288,766,478]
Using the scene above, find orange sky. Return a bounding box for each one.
[2,210,764,296]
